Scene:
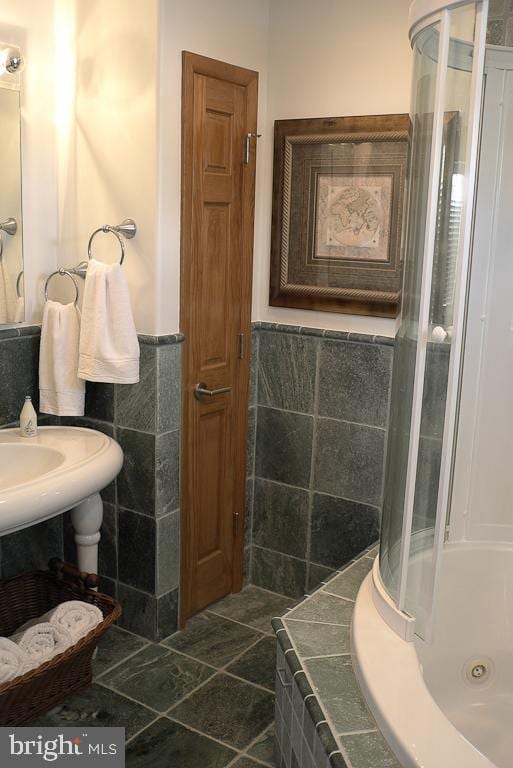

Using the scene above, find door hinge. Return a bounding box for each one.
[238,332,245,359]
[243,132,261,165]
[233,511,241,537]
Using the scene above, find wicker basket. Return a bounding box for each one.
[0,559,121,726]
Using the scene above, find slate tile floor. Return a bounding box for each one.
[34,586,291,767]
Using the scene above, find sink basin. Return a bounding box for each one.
[0,427,123,536]
[0,443,65,491]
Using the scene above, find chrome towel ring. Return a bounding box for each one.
[44,268,79,306]
[87,218,137,265]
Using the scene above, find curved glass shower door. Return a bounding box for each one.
[379,1,488,639]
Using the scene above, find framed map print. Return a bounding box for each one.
[269,114,410,317]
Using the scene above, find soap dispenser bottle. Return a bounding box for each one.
[20,395,37,437]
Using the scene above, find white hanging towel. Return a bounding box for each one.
[39,300,85,416]
[78,259,139,383]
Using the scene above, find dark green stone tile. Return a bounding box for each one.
[33,683,154,739]
[0,335,39,426]
[247,406,257,474]
[245,477,254,548]
[156,429,180,515]
[101,644,214,711]
[117,509,156,592]
[258,330,317,413]
[93,625,148,677]
[287,592,353,625]
[231,759,262,768]
[256,407,313,488]
[305,656,375,733]
[313,419,385,507]
[318,340,392,427]
[157,343,181,433]
[1,516,63,578]
[252,546,307,598]
[323,558,373,601]
[170,673,274,749]
[157,510,180,595]
[247,724,276,765]
[209,585,291,633]
[487,17,505,44]
[227,636,276,691]
[116,429,156,515]
[117,583,156,640]
[253,479,309,559]
[116,344,157,433]
[340,731,401,767]
[126,718,236,768]
[284,620,350,658]
[85,381,115,422]
[249,329,259,406]
[164,612,259,667]
[157,588,179,640]
[310,493,379,569]
[307,563,335,592]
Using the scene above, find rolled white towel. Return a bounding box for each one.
[43,601,103,642]
[0,638,25,684]
[12,622,72,665]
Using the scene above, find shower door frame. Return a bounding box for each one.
[376,0,489,641]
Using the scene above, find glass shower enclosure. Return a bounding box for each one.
[378,0,489,640]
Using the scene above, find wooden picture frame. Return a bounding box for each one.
[270,114,410,318]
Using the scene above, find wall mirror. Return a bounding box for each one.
[0,42,24,325]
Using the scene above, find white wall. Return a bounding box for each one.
[57,0,160,335]
[253,0,413,336]
[2,0,413,335]
[157,0,271,335]
[0,0,58,324]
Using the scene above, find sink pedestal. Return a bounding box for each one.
[70,492,103,574]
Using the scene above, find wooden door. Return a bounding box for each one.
[180,52,258,623]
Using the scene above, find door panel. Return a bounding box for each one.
[180,52,258,622]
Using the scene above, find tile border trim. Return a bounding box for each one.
[0,325,185,346]
[273,542,382,768]
[251,321,395,347]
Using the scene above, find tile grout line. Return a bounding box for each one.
[203,609,270,635]
[164,712,245,756]
[252,477,382,515]
[95,679,163,717]
[284,617,351,628]
[94,640,152,681]
[305,337,322,593]
[255,402,388,433]
[277,611,350,750]
[124,714,162,745]
[320,590,357,603]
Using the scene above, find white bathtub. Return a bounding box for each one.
[352,543,513,768]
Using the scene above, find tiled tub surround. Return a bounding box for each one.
[0,325,183,641]
[246,324,394,599]
[273,545,401,768]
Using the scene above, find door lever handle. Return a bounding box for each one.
[194,382,232,401]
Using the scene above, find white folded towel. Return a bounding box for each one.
[0,637,25,684]
[12,622,72,666]
[78,259,139,383]
[39,300,85,416]
[18,601,103,645]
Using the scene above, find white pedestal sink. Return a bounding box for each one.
[0,427,123,575]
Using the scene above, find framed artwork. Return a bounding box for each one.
[270,114,410,317]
